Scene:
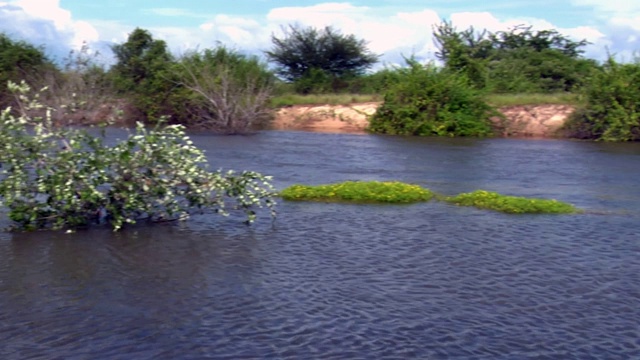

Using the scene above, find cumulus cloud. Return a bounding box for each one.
[568,0,640,59]
[0,0,100,61]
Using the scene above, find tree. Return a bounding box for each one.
[173,46,274,133]
[0,33,52,108]
[265,24,379,93]
[433,21,493,89]
[433,21,596,93]
[110,28,176,120]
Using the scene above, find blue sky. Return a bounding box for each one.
[0,0,638,66]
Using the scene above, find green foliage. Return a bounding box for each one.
[433,21,596,93]
[271,66,401,96]
[172,46,275,132]
[0,82,276,231]
[564,57,640,141]
[0,33,52,108]
[434,21,492,89]
[488,49,598,93]
[444,190,579,214]
[280,181,433,204]
[110,28,176,121]
[368,60,497,137]
[266,24,379,93]
[290,67,333,94]
[344,67,405,94]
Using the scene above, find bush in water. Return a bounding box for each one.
[0,81,276,231]
[444,190,579,214]
[564,57,640,141]
[280,181,434,203]
[367,59,499,137]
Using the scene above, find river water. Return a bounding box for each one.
[1,130,639,359]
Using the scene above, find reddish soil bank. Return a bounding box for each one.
[271,102,575,137]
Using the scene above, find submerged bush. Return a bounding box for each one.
[0,82,276,231]
[444,190,579,214]
[281,181,433,203]
[368,60,498,137]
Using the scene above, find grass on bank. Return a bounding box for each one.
[486,92,580,107]
[280,181,580,214]
[444,190,580,214]
[269,93,382,108]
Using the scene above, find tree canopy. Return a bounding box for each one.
[0,33,52,108]
[433,21,597,92]
[265,24,379,90]
[110,28,176,120]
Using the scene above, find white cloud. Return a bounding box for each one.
[0,0,99,59]
[568,0,640,59]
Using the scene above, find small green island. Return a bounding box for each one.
[280,181,580,214]
[443,190,580,214]
[280,181,434,203]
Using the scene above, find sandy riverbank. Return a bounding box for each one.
[270,102,575,137]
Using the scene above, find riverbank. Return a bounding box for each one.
[271,102,576,137]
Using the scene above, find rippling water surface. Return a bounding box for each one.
[1,131,639,359]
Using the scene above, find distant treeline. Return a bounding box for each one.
[1,22,639,140]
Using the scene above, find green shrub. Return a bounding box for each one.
[0,33,53,109]
[444,190,579,214]
[0,82,276,231]
[280,181,433,203]
[564,57,640,141]
[172,46,275,132]
[367,60,498,137]
[433,22,597,94]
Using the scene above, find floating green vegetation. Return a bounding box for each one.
[280,181,434,204]
[444,190,579,214]
[280,182,580,214]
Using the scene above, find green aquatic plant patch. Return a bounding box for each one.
[444,190,579,214]
[280,181,433,204]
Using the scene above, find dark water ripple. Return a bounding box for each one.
[1,132,640,359]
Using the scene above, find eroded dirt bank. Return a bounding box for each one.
[271,102,575,137]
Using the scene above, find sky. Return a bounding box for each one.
[0,0,638,67]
